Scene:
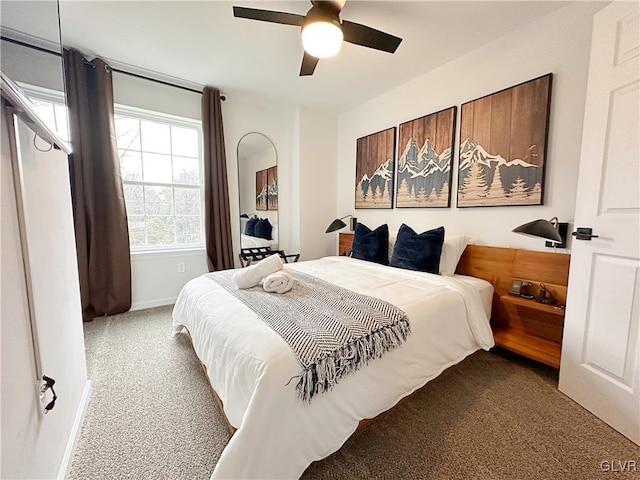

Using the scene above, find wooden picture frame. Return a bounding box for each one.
[267,165,278,211]
[355,127,396,209]
[457,73,552,207]
[256,169,267,211]
[396,107,456,208]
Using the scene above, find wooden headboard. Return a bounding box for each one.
[455,244,571,329]
[336,234,571,366]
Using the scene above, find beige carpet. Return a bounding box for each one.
[69,305,639,479]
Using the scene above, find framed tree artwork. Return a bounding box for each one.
[355,127,396,209]
[256,169,268,211]
[396,106,456,207]
[267,165,278,210]
[457,73,552,207]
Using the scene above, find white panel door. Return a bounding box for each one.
[559,1,639,445]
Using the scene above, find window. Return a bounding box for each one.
[115,107,204,251]
[21,84,204,252]
[20,84,69,142]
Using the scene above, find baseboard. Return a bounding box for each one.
[130,296,177,311]
[58,379,92,479]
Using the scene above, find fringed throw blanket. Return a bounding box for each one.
[207,270,411,402]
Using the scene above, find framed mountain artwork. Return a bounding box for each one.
[457,73,552,207]
[396,106,456,208]
[267,165,278,210]
[256,168,268,211]
[355,127,396,209]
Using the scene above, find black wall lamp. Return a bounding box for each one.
[325,214,357,233]
[512,216,569,248]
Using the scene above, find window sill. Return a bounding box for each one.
[130,247,206,260]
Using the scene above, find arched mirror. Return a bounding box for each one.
[237,132,278,253]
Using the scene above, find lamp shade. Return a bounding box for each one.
[512,219,562,243]
[301,20,343,58]
[325,218,347,233]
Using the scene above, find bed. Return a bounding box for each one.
[172,255,494,479]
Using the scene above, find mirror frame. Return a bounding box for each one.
[236,131,278,251]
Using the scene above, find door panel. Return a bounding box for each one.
[559,2,640,445]
[584,254,638,381]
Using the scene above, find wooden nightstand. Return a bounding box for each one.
[495,295,565,368]
[456,245,571,369]
[338,232,354,256]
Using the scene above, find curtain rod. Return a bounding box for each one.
[1,36,225,100]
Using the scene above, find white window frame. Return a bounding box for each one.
[114,104,205,253]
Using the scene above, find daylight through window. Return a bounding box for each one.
[115,108,204,251]
[22,85,204,252]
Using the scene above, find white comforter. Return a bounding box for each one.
[172,256,494,479]
[240,233,278,250]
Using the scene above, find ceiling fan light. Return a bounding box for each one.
[301,21,343,58]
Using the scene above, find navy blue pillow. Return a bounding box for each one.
[390,224,445,274]
[254,219,273,240]
[245,217,259,236]
[351,223,389,265]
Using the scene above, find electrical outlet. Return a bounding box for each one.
[177,262,186,273]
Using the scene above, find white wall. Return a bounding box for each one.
[113,72,200,120]
[336,2,604,253]
[1,112,89,479]
[296,106,339,260]
[0,41,64,92]
[223,94,297,261]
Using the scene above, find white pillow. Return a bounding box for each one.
[439,235,471,276]
[388,231,397,261]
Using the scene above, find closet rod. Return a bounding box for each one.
[1,36,226,100]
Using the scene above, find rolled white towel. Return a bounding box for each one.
[234,253,283,289]
[262,268,293,294]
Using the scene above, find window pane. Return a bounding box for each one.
[113,109,203,250]
[128,215,146,247]
[173,156,200,185]
[144,186,173,215]
[32,103,56,131]
[119,150,143,181]
[54,104,69,141]
[174,187,201,215]
[142,152,172,183]
[176,216,202,244]
[115,117,141,151]
[146,216,175,245]
[123,184,144,215]
[141,120,170,154]
[171,126,199,157]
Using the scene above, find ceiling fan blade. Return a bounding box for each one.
[311,0,347,15]
[342,20,402,53]
[233,6,304,26]
[300,52,319,76]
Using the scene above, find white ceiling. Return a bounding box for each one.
[14,1,572,114]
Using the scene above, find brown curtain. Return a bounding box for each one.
[63,48,131,321]
[202,87,234,271]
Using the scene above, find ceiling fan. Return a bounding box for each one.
[233,0,402,76]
